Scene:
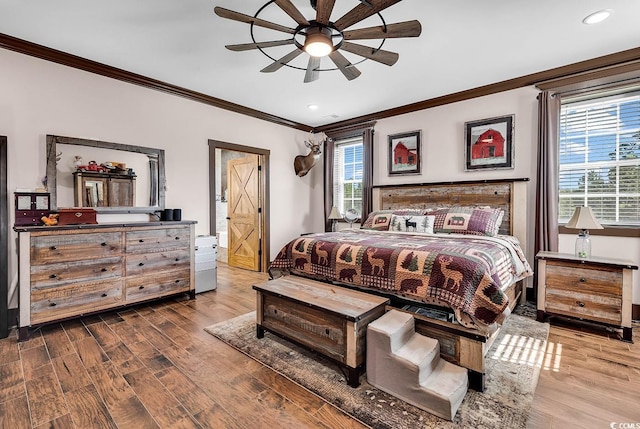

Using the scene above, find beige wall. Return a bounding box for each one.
[0,48,324,308]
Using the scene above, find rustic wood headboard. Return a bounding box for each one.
[372,178,529,242]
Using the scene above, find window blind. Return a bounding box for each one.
[333,137,363,215]
[559,91,640,225]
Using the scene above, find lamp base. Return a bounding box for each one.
[575,230,591,258]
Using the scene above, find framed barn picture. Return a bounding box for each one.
[388,130,421,175]
[464,115,514,171]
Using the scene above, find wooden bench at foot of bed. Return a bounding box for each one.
[257,275,523,392]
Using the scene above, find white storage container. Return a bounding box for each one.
[195,235,217,293]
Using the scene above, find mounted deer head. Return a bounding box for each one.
[294,132,327,177]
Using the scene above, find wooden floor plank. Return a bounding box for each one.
[0,395,32,429]
[42,324,75,358]
[0,360,26,404]
[64,385,118,429]
[50,352,93,393]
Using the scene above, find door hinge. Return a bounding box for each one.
[258,207,262,213]
[257,165,262,171]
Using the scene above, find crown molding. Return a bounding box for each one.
[0,33,311,131]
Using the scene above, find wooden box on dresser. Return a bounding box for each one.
[15,221,196,341]
[536,250,638,342]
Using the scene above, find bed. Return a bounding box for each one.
[270,179,532,391]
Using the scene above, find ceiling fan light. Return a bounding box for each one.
[304,27,333,57]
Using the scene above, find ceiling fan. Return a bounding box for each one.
[214,0,421,83]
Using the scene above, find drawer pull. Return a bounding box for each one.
[139,239,144,243]
[175,258,179,262]
[49,302,56,307]
[175,279,180,283]
[138,262,144,266]
[50,274,57,279]
[579,278,586,283]
[175,237,180,240]
[50,246,57,250]
[101,268,107,272]
[577,301,585,307]
[101,293,107,298]
[139,286,145,290]
[101,242,107,246]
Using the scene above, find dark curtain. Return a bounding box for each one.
[323,137,336,232]
[361,128,374,225]
[534,91,560,298]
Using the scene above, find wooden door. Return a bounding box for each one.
[227,155,260,271]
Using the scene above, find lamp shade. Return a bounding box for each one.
[328,206,342,220]
[565,206,604,230]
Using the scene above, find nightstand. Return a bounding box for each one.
[536,251,638,342]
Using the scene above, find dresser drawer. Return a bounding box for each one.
[125,249,190,276]
[31,232,123,263]
[545,261,622,296]
[31,257,123,289]
[545,288,622,325]
[30,279,123,324]
[125,269,191,303]
[125,227,190,253]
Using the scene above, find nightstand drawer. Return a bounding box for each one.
[545,261,622,296]
[545,288,621,325]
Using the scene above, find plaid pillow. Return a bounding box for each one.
[361,209,428,230]
[431,206,504,236]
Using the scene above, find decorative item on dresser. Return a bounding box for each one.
[14,191,50,226]
[536,251,638,342]
[15,221,196,341]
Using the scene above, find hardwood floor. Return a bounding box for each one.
[1,262,638,428]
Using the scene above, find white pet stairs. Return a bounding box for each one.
[366,309,468,421]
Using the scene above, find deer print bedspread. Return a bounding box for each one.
[269,229,532,328]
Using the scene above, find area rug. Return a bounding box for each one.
[205,309,548,429]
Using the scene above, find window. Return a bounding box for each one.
[333,136,363,215]
[559,90,640,225]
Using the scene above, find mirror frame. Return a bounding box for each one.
[46,135,165,213]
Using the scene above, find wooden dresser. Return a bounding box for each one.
[536,251,638,342]
[16,221,195,341]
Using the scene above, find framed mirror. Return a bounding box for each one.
[46,135,165,213]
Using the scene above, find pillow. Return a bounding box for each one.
[431,206,504,236]
[366,212,393,230]
[389,215,435,233]
[361,209,428,230]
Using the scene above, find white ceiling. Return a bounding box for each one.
[1,0,639,128]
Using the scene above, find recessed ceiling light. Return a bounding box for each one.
[307,104,319,110]
[582,9,613,24]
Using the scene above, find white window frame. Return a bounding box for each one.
[559,90,640,226]
[333,136,364,216]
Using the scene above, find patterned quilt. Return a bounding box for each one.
[269,229,532,328]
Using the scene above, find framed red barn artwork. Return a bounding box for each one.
[388,130,421,176]
[464,115,514,171]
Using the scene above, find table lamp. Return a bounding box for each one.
[565,206,603,258]
[328,206,342,232]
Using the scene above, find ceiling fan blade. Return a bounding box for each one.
[304,56,321,83]
[315,0,336,25]
[340,42,398,66]
[214,6,296,35]
[334,0,402,31]
[226,39,294,52]
[274,0,309,25]
[343,20,422,40]
[328,51,361,81]
[260,49,303,73]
